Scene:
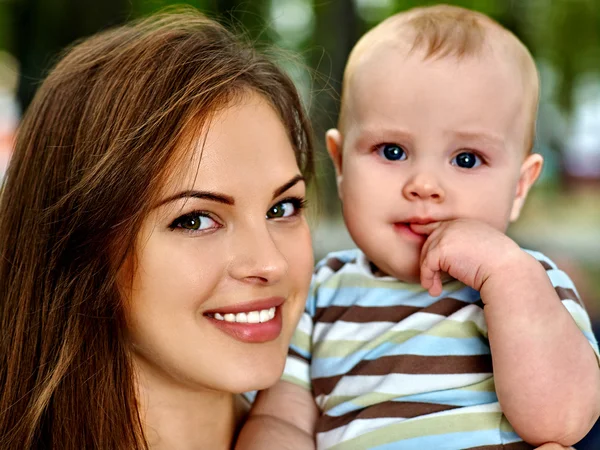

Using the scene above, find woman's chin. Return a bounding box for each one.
[229,365,286,394]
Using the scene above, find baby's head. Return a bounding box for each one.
[327,4,544,283]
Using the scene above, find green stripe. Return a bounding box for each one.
[327,412,503,449]
[314,330,421,358]
[424,320,483,338]
[463,377,496,392]
[313,321,484,358]
[290,329,311,353]
[281,374,311,390]
[320,275,466,292]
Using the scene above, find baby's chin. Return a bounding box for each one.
[369,259,422,284]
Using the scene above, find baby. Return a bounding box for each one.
[238,5,600,450]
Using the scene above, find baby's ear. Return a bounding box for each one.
[510,153,544,222]
[325,129,344,195]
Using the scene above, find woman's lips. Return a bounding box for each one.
[204,297,285,343]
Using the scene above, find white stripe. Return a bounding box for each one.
[547,269,579,294]
[295,313,314,336]
[313,312,448,343]
[283,355,310,382]
[447,304,487,331]
[318,417,402,448]
[321,373,492,399]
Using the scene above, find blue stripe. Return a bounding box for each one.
[547,269,576,291]
[289,343,311,360]
[326,395,499,418]
[364,429,513,450]
[393,390,498,407]
[583,331,600,349]
[316,286,479,308]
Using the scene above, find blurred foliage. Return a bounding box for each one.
[1,0,599,118]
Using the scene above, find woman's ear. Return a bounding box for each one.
[510,153,544,222]
[325,129,344,197]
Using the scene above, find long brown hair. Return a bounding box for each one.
[0,8,313,449]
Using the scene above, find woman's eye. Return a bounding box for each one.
[452,152,482,169]
[266,198,304,219]
[376,143,407,161]
[170,213,219,231]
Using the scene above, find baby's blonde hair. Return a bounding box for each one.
[340,4,539,153]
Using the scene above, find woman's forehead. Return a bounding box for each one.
[158,93,301,199]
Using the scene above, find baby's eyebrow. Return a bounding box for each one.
[451,130,505,149]
[354,127,414,148]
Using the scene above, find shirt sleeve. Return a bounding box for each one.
[528,250,600,363]
[281,275,317,390]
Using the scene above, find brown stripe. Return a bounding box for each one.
[347,354,493,376]
[556,286,584,307]
[288,347,309,363]
[369,261,388,277]
[314,297,477,324]
[324,257,348,273]
[315,305,419,324]
[424,297,480,316]
[313,354,493,397]
[466,443,533,450]
[313,374,342,397]
[538,259,554,271]
[316,401,459,433]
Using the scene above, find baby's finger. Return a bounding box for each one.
[428,271,443,297]
[420,249,442,296]
[419,226,442,267]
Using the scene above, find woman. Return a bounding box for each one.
[0,9,314,449]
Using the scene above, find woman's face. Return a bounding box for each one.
[124,92,313,394]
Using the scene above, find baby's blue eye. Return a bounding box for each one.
[377,144,407,161]
[452,152,481,169]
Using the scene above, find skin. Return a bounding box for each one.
[329,43,541,286]
[122,92,314,449]
[325,44,600,446]
[238,38,600,450]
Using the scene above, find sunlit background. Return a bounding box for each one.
[1,0,599,446]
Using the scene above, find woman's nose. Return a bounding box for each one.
[227,224,288,285]
[402,172,445,202]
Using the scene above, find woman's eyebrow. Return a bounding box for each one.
[156,174,305,208]
[273,174,304,199]
[156,191,235,207]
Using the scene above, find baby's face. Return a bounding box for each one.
[331,47,540,283]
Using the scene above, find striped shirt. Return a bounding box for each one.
[283,248,600,450]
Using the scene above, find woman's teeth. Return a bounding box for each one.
[213,307,276,324]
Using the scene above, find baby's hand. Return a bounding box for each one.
[419,219,523,296]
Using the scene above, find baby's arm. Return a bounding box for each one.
[235,381,318,450]
[420,219,600,446]
[481,250,600,446]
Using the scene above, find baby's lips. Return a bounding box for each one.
[409,221,441,236]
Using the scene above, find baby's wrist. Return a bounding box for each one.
[479,249,542,302]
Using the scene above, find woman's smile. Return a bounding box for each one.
[204,296,285,343]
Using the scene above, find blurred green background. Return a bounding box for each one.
[1,0,599,445]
